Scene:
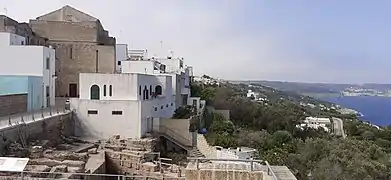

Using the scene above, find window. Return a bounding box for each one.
[112,111,122,115]
[103,85,107,96]
[171,103,173,106]
[21,41,24,45]
[166,104,168,107]
[46,86,50,97]
[144,86,149,100]
[117,61,121,65]
[155,85,162,95]
[139,86,141,96]
[109,85,112,96]
[88,110,98,114]
[95,50,99,73]
[46,57,50,69]
[70,47,73,59]
[90,85,100,100]
[149,85,152,95]
[161,106,163,109]
[154,107,157,111]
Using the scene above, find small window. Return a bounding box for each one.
[139,86,141,96]
[109,85,112,96]
[112,111,122,115]
[117,61,121,65]
[149,85,152,95]
[46,57,50,69]
[166,104,168,107]
[154,107,157,111]
[161,106,163,109]
[21,41,24,45]
[88,110,98,114]
[103,85,107,96]
[70,47,73,59]
[171,103,173,106]
[155,85,162,95]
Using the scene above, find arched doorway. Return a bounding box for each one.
[90,85,100,100]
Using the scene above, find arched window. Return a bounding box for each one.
[145,86,149,100]
[103,85,107,96]
[155,85,162,95]
[90,85,100,100]
[109,85,113,96]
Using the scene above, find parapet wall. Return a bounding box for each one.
[0,112,74,155]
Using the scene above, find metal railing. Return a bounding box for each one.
[155,125,192,148]
[187,157,279,180]
[0,106,70,129]
[0,170,186,180]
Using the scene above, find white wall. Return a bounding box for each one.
[0,46,45,76]
[42,47,56,107]
[0,32,26,47]
[115,44,128,73]
[70,99,142,139]
[121,60,155,74]
[79,73,139,100]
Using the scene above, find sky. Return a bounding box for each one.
[1,0,391,84]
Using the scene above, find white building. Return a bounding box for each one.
[69,49,197,139]
[214,146,257,164]
[297,117,331,132]
[70,73,175,139]
[120,51,192,108]
[0,32,56,111]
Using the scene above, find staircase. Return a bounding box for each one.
[155,125,193,151]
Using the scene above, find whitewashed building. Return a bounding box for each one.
[70,73,175,139]
[297,117,331,132]
[214,146,257,164]
[121,51,192,108]
[0,32,56,114]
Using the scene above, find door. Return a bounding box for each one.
[69,83,77,97]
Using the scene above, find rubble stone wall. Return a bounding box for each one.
[0,112,74,155]
[0,93,28,116]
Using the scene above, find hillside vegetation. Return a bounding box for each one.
[192,82,391,180]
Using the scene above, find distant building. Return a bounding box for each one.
[0,32,55,116]
[29,5,116,97]
[297,117,331,132]
[215,146,257,163]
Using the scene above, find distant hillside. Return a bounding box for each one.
[231,80,351,94]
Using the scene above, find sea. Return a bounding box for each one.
[322,96,391,126]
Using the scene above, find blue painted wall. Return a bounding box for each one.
[0,76,28,95]
[27,76,43,110]
[0,75,43,111]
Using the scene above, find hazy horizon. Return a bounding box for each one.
[2,0,391,84]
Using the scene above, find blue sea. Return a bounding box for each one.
[322,96,391,126]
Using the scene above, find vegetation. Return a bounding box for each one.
[192,81,391,180]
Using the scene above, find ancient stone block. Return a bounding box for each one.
[62,160,85,168]
[88,148,97,154]
[28,158,62,167]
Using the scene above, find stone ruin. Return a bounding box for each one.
[0,136,100,179]
[104,134,186,179]
[0,134,188,179]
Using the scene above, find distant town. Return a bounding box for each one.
[342,87,391,97]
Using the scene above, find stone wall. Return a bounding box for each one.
[0,93,28,116]
[0,112,74,155]
[0,15,47,46]
[29,20,99,42]
[185,162,263,180]
[29,20,116,97]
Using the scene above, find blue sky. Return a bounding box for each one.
[2,0,390,83]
